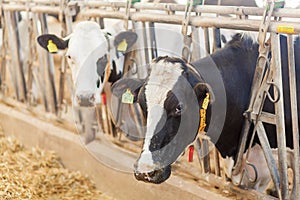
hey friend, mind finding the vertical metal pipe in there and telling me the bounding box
[191,27,201,62]
[41,13,58,114]
[142,22,150,65]
[4,11,20,100]
[13,11,27,102]
[32,13,49,112]
[256,121,281,196]
[148,22,157,59]
[195,137,204,172]
[287,34,300,199]
[203,27,210,56]
[213,148,220,176]
[271,32,289,200]
[202,139,211,173]
[212,27,221,53]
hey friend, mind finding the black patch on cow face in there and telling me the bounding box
[108,60,122,84]
[96,54,108,81]
[148,73,202,168]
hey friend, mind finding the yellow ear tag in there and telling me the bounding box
[202,93,210,110]
[117,39,128,52]
[47,40,58,53]
[122,89,134,104]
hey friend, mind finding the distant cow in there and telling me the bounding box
[111,32,300,192]
[37,21,137,107]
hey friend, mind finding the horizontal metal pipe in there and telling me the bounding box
[2,4,61,14]
[68,1,127,8]
[69,1,300,19]
[2,0,61,4]
[79,10,300,34]
[79,9,127,20]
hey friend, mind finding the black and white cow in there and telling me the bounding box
[111,33,300,188]
[37,21,137,107]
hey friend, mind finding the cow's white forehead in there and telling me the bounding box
[145,60,183,108]
[67,21,107,64]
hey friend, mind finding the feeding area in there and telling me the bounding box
[1,0,300,199]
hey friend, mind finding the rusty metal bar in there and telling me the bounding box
[287,34,300,200]
[271,32,289,200]
[232,0,274,177]
[256,121,281,197]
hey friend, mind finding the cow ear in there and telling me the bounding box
[194,83,214,104]
[114,31,138,53]
[111,78,145,103]
[37,34,69,53]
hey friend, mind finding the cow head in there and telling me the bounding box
[111,56,213,183]
[37,21,137,107]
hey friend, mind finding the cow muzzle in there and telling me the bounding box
[134,165,171,184]
[75,92,96,107]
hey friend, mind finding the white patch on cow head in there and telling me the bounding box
[136,59,184,172]
[65,21,109,106]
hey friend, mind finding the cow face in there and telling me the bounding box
[112,56,212,183]
[37,21,137,107]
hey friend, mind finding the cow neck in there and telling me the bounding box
[186,63,210,134]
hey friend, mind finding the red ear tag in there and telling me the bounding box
[101,93,107,105]
[188,145,194,162]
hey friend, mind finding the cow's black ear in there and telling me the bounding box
[194,83,214,104]
[114,31,138,53]
[111,78,145,103]
[37,34,69,53]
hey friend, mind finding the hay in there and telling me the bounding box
[0,129,113,200]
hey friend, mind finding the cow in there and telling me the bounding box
[37,21,138,107]
[111,32,300,194]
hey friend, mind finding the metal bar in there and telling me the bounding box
[4,11,20,100]
[13,11,27,102]
[148,22,157,59]
[203,27,210,55]
[142,22,150,64]
[213,148,220,177]
[250,112,276,125]
[195,137,204,172]
[32,12,49,112]
[4,0,61,4]
[77,9,300,34]
[287,34,300,200]
[232,0,274,176]
[79,1,300,19]
[271,32,289,200]
[191,27,201,61]
[212,27,221,52]
[256,121,281,197]
[202,139,211,173]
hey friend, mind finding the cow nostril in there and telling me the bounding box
[89,94,96,102]
[134,171,146,181]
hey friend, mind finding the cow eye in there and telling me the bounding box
[175,102,184,116]
[66,54,72,59]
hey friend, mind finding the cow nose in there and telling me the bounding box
[76,92,96,107]
[134,171,154,182]
[133,165,171,184]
